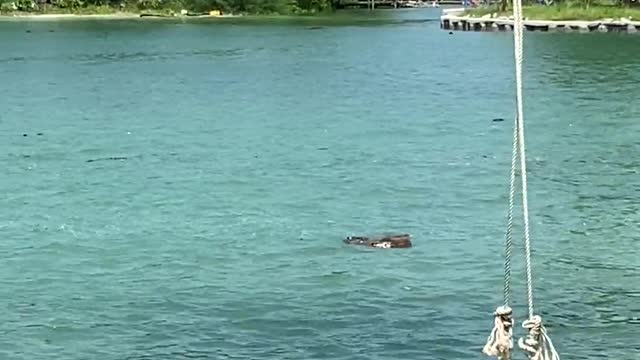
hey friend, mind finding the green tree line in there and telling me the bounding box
[494,0,640,11]
[1,0,340,15]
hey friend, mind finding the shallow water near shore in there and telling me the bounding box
[1,8,639,360]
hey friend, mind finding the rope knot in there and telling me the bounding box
[495,305,514,318]
[483,305,514,359]
[517,315,560,360]
[522,315,542,336]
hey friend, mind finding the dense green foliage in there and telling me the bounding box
[494,0,640,12]
[2,0,639,17]
[0,0,339,15]
[498,0,640,8]
[469,0,640,20]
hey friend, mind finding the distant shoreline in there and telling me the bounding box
[0,13,137,21]
[0,12,247,21]
[0,9,418,23]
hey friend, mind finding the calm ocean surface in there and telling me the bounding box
[0,8,638,360]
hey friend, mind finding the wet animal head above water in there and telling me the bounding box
[343,236,369,246]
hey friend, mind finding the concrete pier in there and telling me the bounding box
[440,8,640,33]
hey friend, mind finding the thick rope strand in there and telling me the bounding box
[482,116,519,360]
[504,115,518,308]
[511,0,535,321]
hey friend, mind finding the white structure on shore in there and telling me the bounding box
[440,7,640,33]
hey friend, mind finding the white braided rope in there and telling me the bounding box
[511,0,535,322]
[518,316,560,360]
[483,305,514,360]
[486,1,560,359]
[483,116,518,360]
[505,114,518,308]
[511,1,560,359]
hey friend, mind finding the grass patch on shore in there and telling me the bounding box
[466,4,640,21]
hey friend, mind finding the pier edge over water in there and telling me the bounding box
[440,7,640,33]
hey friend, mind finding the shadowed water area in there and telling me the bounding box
[1,8,639,360]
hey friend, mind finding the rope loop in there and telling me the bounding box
[482,306,514,360]
[517,315,560,360]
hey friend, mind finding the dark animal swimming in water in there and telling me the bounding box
[344,234,412,248]
[86,156,128,163]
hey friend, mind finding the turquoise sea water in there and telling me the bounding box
[1,9,639,360]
